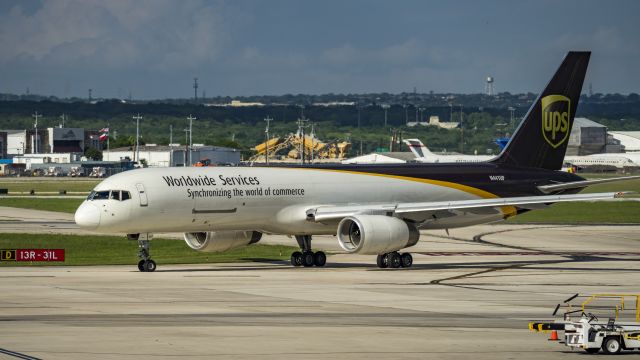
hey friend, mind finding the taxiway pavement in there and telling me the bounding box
[1,207,640,359]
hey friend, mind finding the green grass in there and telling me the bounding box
[0,179,99,194]
[508,201,640,224]
[0,233,297,266]
[580,178,640,197]
[0,197,84,213]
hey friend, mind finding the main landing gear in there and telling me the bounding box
[129,234,156,272]
[376,252,413,269]
[290,235,326,267]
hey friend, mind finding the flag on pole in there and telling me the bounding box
[99,127,109,133]
[99,133,108,142]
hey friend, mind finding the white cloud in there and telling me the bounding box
[0,0,229,69]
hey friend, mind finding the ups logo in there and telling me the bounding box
[541,95,570,148]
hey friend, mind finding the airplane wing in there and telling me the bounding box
[538,175,640,194]
[306,192,628,223]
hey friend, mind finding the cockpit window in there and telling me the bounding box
[92,191,110,200]
[88,190,132,201]
[110,191,121,201]
[87,190,106,200]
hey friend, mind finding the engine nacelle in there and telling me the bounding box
[337,215,419,255]
[183,231,262,252]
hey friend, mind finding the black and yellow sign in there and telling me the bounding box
[1,249,17,261]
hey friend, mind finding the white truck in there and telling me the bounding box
[530,294,640,354]
[89,167,107,178]
[45,166,64,177]
[565,315,640,354]
[67,166,84,177]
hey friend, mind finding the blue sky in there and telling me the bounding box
[1,0,638,99]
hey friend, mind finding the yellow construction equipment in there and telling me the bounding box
[251,134,350,162]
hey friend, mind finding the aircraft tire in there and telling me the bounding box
[290,251,303,267]
[313,251,326,267]
[388,252,401,268]
[138,260,146,272]
[302,251,315,267]
[143,259,157,272]
[376,254,388,268]
[400,253,413,268]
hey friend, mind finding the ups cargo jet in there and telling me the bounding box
[75,51,638,272]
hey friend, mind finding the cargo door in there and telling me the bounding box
[136,183,148,207]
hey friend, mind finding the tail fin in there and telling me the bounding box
[492,51,590,170]
[403,139,433,158]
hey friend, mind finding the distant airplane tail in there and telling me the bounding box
[403,139,433,158]
[491,51,590,170]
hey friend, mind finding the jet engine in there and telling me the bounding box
[183,231,262,252]
[337,215,419,255]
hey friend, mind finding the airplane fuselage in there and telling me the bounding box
[77,163,582,235]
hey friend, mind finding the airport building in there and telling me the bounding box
[103,144,241,167]
[610,131,640,152]
[567,117,623,155]
[0,127,103,157]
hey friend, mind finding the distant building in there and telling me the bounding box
[609,131,640,152]
[428,116,460,129]
[103,144,240,167]
[205,100,265,107]
[0,127,103,157]
[406,116,460,129]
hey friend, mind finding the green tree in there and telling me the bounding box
[85,147,103,160]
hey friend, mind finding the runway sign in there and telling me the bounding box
[0,249,65,262]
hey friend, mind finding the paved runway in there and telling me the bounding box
[1,207,640,359]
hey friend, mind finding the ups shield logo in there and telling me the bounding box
[541,95,570,148]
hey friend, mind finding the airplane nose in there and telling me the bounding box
[75,202,101,229]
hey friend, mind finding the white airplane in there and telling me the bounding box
[564,154,640,169]
[75,52,638,272]
[403,138,495,163]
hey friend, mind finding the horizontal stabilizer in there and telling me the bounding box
[538,175,640,194]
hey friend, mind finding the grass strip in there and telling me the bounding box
[0,233,296,266]
[0,197,84,213]
[508,201,640,224]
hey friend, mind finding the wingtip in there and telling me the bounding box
[614,191,634,198]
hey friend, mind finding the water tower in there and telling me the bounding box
[485,76,494,96]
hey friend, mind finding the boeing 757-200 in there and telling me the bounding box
[75,51,638,272]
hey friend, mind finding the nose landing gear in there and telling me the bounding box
[129,233,156,272]
[291,235,326,267]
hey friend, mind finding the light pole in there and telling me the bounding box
[32,111,41,154]
[382,104,390,128]
[187,114,196,166]
[459,105,464,154]
[133,114,142,164]
[264,116,273,165]
[310,122,315,163]
[449,103,453,122]
[508,106,515,129]
[404,104,408,125]
[297,117,308,164]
